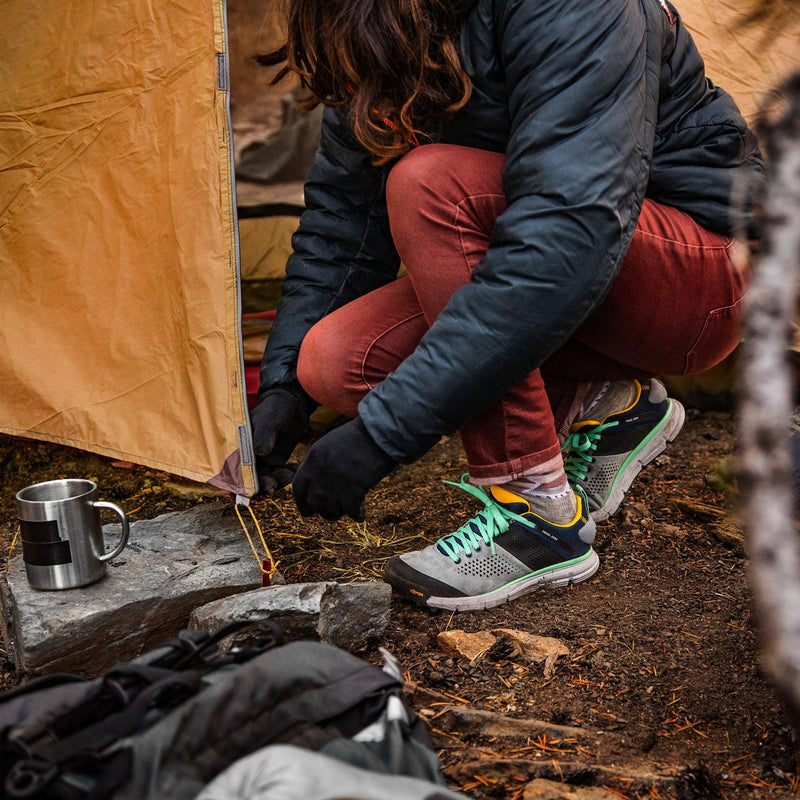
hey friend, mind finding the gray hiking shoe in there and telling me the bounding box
[383,476,599,612]
[563,379,685,522]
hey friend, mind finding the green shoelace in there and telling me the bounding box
[437,476,529,564]
[563,420,619,483]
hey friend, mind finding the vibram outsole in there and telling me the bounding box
[386,549,600,612]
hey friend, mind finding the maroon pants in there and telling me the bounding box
[297,145,750,483]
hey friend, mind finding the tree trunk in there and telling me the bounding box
[739,74,800,730]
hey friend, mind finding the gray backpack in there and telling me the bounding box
[0,621,467,800]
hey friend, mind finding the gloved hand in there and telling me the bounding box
[292,417,398,521]
[251,382,316,494]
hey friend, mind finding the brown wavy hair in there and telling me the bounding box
[259,0,472,164]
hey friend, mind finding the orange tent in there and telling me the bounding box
[1,1,255,495]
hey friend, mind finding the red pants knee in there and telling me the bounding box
[298,145,749,482]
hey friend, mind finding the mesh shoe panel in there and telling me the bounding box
[584,455,627,504]
[456,550,525,579]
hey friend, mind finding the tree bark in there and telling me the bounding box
[739,75,800,730]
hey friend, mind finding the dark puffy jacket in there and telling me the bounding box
[260,0,765,464]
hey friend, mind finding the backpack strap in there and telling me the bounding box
[4,671,203,799]
[169,618,283,670]
[7,663,179,759]
[0,674,84,703]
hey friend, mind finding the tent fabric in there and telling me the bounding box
[677,1,800,125]
[0,0,256,496]
[238,208,303,313]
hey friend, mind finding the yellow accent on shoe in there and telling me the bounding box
[487,485,585,528]
[488,484,532,509]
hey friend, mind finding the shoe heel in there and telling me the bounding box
[647,378,669,404]
[579,516,597,544]
[663,398,686,443]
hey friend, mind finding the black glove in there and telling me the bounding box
[292,417,398,521]
[251,382,316,494]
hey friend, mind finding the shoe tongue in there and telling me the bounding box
[488,485,530,515]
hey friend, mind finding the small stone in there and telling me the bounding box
[437,629,497,662]
[524,779,619,799]
[493,629,569,677]
[190,583,328,641]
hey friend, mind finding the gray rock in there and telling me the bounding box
[0,504,265,675]
[318,581,392,650]
[189,583,327,642]
[189,580,391,651]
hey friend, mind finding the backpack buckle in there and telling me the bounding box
[5,758,58,799]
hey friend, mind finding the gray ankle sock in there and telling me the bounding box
[504,475,578,524]
[580,380,640,423]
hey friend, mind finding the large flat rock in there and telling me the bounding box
[0,504,265,675]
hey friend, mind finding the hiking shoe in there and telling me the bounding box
[563,379,685,522]
[383,476,599,612]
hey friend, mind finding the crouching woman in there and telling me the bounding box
[250,0,764,611]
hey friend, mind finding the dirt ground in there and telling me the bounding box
[1,407,798,799]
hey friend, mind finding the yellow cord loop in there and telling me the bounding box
[4,528,20,571]
[235,502,278,585]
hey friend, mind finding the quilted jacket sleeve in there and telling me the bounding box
[359,0,661,462]
[647,11,764,235]
[259,107,400,391]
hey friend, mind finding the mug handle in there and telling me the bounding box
[93,501,130,561]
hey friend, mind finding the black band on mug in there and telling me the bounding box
[20,538,73,566]
[19,519,61,543]
[19,520,73,565]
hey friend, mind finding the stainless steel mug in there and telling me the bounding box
[15,479,130,590]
